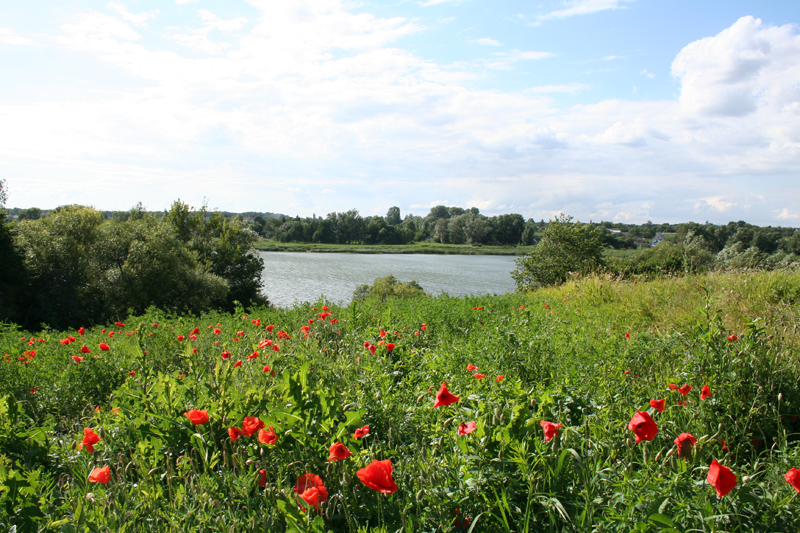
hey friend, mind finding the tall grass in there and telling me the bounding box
[1,270,799,532]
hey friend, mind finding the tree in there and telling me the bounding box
[512,214,605,291]
[386,206,401,226]
[0,180,28,325]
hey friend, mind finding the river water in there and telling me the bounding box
[258,252,519,307]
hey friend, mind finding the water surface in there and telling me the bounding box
[259,252,518,307]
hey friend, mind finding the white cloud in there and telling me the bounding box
[108,2,159,26]
[640,69,655,78]
[0,28,34,46]
[527,83,588,94]
[536,0,634,24]
[419,0,462,6]
[473,37,500,46]
[170,9,248,53]
[776,208,799,220]
[693,196,737,212]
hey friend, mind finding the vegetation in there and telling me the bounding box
[512,214,605,291]
[352,275,426,301]
[514,215,800,292]
[1,199,266,330]
[2,270,800,531]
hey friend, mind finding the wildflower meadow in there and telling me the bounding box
[2,270,800,532]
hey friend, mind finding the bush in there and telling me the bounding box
[352,275,426,301]
[512,214,604,291]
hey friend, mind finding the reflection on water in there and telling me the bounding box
[258,252,519,307]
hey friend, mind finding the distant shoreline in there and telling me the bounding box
[252,241,530,256]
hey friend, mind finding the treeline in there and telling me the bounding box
[1,186,266,330]
[251,206,535,246]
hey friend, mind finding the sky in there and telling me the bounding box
[1,0,800,225]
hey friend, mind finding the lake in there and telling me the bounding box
[258,252,519,307]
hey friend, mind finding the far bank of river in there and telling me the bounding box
[259,252,518,308]
[254,241,532,256]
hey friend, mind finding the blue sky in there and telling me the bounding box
[2,0,800,225]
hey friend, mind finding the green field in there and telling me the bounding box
[2,270,800,532]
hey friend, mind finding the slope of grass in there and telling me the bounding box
[1,270,799,532]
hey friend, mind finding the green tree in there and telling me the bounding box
[512,214,605,291]
[0,180,28,325]
[386,206,401,226]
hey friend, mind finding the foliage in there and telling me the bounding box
[7,202,265,329]
[512,214,605,290]
[1,271,799,531]
[352,275,426,301]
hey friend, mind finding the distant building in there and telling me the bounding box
[651,232,666,247]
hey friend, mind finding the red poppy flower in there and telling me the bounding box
[367,344,375,354]
[236,330,245,336]
[78,327,85,336]
[79,346,91,354]
[252,318,262,326]
[177,335,185,341]
[294,474,328,512]
[258,339,273,349]
[678,384,693,397]
[650,399,666,413]
[263,364,272,373]
[99,342,110,351]
[80,428,101,453]
[330,318,339,323]
[540,420,562,442]
[301,325,311,333]
[242,416,265,437]
[60,338,71,345]
[785,468,800,492]
[228,427,242,442]
[221,350,231,359]
[184,408,209,425]
[700,385,712,400]
[625,332,630,338]
[674,432,697,459]
[386,343,395,352]
[129,370,135,377]
[272,344,280,352]
[213,328,221,335]
[727,334,738,342]
[72,355,84,363]
[496,375,505,382]
[188,334,197,341]
[114,322,125,327]
[357,459,398,494]
[258,426,278,445]
[458,421,477,435]
[266,324,275,332]
[88,466,111,484]
[627,411,658,443]
[328,442,353,462]
[233,360,242,368]
[420,323,427,330]
[248,351,259,359]
[258,469,267,488]
[434,382,459,407]
[277,331,290,340]
[707,459,737,497]
[668,383,678,390]
[466,363,478,371]
[353,425,370,439]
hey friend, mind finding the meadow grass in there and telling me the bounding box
[1,270,799,532]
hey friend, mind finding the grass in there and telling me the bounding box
[1,270,799,532]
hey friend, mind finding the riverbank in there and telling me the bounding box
[253,240,532,255]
